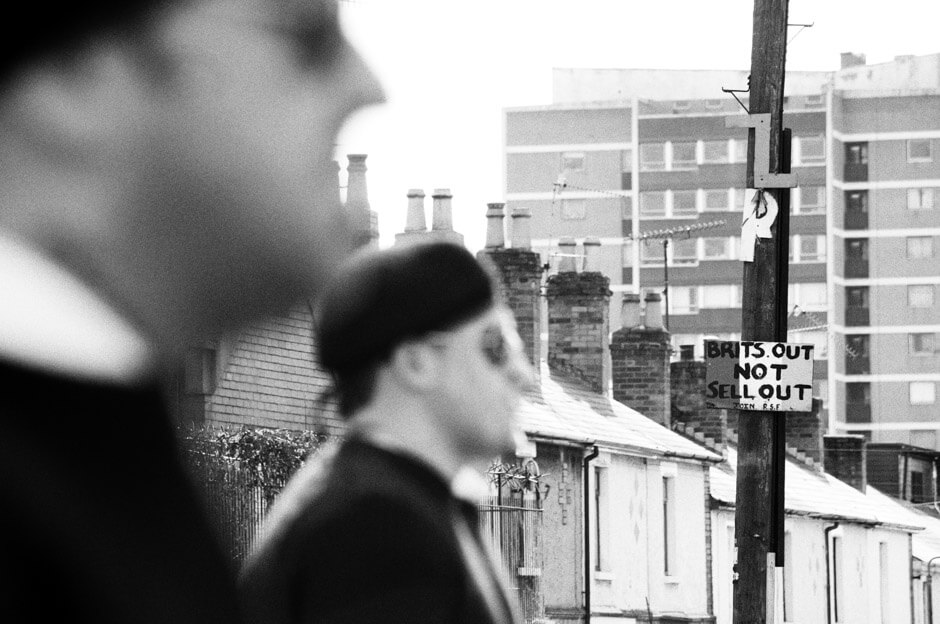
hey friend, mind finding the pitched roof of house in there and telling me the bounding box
[710,446,923,532]
[518,364,721,463]
[865,487,940,562]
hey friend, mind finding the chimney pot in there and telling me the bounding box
[431,188,454,232]
[405,189,427,232]
[583,237,602,272]
[485,203,506,249]
[510,207,533,250]
[557,237,578,273]
[644,292,664,330]
[620,293,641,329]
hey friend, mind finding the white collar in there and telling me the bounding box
[0,230,153,384]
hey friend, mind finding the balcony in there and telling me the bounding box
[843,162,868,182]
[844,401,872,423]
[845,306,870,327]
[844,257,869,278]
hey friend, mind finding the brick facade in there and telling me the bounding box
[823,434,867,491]
[610,324,671,427]
[479,248,543,367]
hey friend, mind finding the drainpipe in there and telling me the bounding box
[583,445,599,624]
[825,523,840,624]
[927,555,940,624]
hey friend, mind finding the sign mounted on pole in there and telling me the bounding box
[704,340,814,412]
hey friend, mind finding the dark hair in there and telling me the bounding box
[0,2,172,86]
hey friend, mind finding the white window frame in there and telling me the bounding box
[799,186,825,214]
[562,151,585,172]
[731,139,747,164]
[798,135,826,164]
[561,198,586,220]
[670,141,697,170]
[661,464,678,577]
[671,189,698,217]
[702,237,732,260]
[704,188,730,211]
[670,238,699,266]
[909,285,935,308]
[910,333,936,356]
[669,285,699,314]
[640,191,667,217]
[906,236,934,259]
[702,140,730,164]
[908,138,933,163]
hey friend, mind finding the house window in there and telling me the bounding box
[704,189,730,211]
[640,191,667,217]
[909,285,935,308]
[907,188,935,210]
[640,143,666,171]
[702,140,729,163]
[701,285,735,309]
[672,190,698,216]
[670,286,698,314]
[594,466,609,571]
[910,333,936,355]
[732,139,747,163]
[832,536,844,623]
[799,135,826,164]
[800,186,825,214]
[662,474,677,576]
[561,199,586,220]
[783,531,795,622]
[703,237,732,259]
[562,151,584,171]
[908,138,933,163]
[671,238,698,265]
[910,382,936,405]
[907,236,934,259]
[671,142,697,169]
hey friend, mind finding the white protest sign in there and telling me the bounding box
[704,340,815,412]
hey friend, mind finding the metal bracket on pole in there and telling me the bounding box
[726,114,799,189]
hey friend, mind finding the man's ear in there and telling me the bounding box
[387,341,440,391]
[9,42,155,165]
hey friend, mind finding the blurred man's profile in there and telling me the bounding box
[239,242,532,624]
[0,1,382,622]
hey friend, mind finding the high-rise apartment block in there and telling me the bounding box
[504,53,940,448]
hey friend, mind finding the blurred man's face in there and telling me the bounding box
[116,0,383,341]
[427,307,535,461]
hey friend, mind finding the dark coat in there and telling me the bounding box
[239,439,518,624]
[0,359,242,624]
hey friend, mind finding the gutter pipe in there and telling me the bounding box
[825,522,840,624]
[583,445,599,624]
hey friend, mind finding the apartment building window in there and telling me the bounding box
[845,190,869,229]
[703,237,732,260]
[621,148,633,172]
[799,135,826,164]
[640,143,666,171]
[671,142,697,169]
[621,240,635,268]
[800,236,826,262]
[791,282,828,308]
[909,285,935,308]
[733,188,747,210]
[907,188,935,210]
[800,186,825,214]
[846,286,870,326]
[641,240,664,265]
[845,383,872,423]
[907,138,933,163]
[672,100,691,112]
[732,139,747,163]
[670,286,698,313]
[640,191,666,217]
[662,474,677,576]
[703,140,729,163]
[704,189,730,211]
[846,142,869,165]
[705,98,723,110]
[561,199,586,220]
[910,382,936,405]
[907,236,934,259]
[671,238,698,265]
[701,285,736,309]
[910,332,936,356]
[562,151,584,171]
[672,190,698,216]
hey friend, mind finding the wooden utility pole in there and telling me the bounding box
[733,1,793,623]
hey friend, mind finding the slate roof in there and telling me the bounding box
[865,487,940,562]
[518,364,721,463]
[711,446,923,532]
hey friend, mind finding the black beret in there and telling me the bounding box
[316,242,495,375]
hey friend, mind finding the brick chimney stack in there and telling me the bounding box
[545,243,611,393]
[345,154,377,248]
[670,345,728,450]
[477,204,543,367]
[824,434,868,492]
[786,398,825,465]
[610,292,672,427]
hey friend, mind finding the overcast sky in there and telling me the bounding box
[335,1,940,251]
